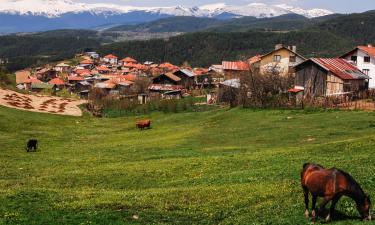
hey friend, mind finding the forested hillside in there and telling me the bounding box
[98,30,353,67]
[0,31,100,71]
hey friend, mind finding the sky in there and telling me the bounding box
[79,0,375,13]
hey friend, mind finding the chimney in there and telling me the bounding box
[292,45,297,52]
[275,44,283,50]
[368,44,373,48]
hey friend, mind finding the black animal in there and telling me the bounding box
[26,139,38,152]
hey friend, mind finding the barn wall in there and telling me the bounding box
[295,63,327,97]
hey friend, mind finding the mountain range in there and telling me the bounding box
[0,0,333,33]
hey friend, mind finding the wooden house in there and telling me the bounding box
[222,61,249,80]
[173,69,195,89]
[152,72,181,85]
[293,58,370,97]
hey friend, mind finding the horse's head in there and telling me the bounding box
[358,195,371,221]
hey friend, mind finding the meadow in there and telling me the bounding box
[0,105,375,224]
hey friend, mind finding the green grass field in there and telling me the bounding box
[0,106,375,224]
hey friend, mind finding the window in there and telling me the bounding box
[274,55,281,62]
[289,55,296,63]
[364,56,371,63]
[363,69,370,75]
[351,56,357,62]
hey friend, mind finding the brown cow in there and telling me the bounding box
[136,120,151,130]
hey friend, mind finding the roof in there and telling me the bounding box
[260,46,306,60]
[80,59,94,65]
[297,58,370,80]
[148,84,183,91]
[96,65,110,72]
[159,62,179,70]
[222,61,249,71]
[78,81,91,86]
[95,81,116,89]
[15,70,31,84]
[56,63,70,67]
[31,83,54,89]
[24,77,42,84]
[68,76,84,81]
[341,45,375,59]
[121,57,137,63]
[248,55,262,64]
[157,73,181,82]
[48,78,65,85]
[104,54,118,59]
[178,69,196,77]
[123,74,136,82]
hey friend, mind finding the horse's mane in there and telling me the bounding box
[336,168,365,199]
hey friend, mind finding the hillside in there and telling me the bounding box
[1,106,375,224]
[98,30,353,67]
[107,16,223,33]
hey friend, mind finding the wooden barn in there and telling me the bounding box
[293,58,370,97]
[222,61,249,80]
[152,73,181,85]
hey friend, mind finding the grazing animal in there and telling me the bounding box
[301,163,371,222]
[136,120,151,130]
[26,139,38,152]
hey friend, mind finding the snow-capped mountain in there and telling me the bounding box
[0,0,334,33]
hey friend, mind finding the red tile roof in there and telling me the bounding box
[358,46,375,58]
[121,57,137,63]
[96,65,110,72]
[104,54,118,59]
[48,78,65,85]
[222,61,249,71]
[124,74,137,82]
[24,77,42,84]
[80,59,94,64]
[68,76,84,81]
[310,58,369,80]
[248,55,262,64]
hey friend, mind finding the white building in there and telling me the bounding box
[340,45,375,88]
[102,54,118,65]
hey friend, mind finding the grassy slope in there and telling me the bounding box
[0,106,375,224]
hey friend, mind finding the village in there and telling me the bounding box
[10,43,375,113]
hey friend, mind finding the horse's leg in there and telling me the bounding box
[318,196,332,215]
[326,195,341,222]
[311,195,318,223]
[303,187,310,218]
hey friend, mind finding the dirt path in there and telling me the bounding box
[0,89,86,116]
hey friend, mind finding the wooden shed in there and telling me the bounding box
[293,58,369,97]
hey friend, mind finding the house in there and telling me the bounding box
[152,72,181,85]
[15,70,31,85]
[222,61,249,80]
[173,69,196,89]
[96,65,111,74]
[55,63,71,73]
[121,57,137,66]
[48,78,66,90]
[103,54,118,65]
[340,45,375,88]
[24,77,42,90]
[148,84,183,99]
[35,68,58,82]
[256,44,305,76]
[293,58,370,97]
[79,59,94,69]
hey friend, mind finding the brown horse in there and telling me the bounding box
[301,163,371,222]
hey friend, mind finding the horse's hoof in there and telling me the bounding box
[325,214,331,222]
[305,210,310,218]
